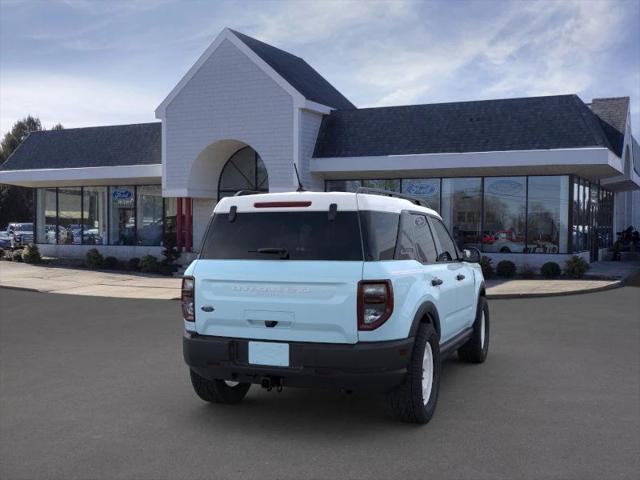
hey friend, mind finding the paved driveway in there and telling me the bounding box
[1,286,638,480]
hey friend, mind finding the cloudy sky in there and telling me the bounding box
[1,0,639,137]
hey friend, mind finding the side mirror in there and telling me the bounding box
[462,247,481,263]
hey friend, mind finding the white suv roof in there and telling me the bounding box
[214,191,441,218]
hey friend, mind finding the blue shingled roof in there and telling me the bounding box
[0,122,161,171]
[230,29,355,110]
[313,95,616,158]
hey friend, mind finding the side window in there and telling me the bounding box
[395,212,438,263]
[412,214,438,263]
[395,213,417,261]
[430,218,458,262]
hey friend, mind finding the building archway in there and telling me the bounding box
[217,146,269,199]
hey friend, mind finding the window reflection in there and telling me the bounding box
[441,178,482,250]
[82,187,107,245]
[325,180,362,192]
[57,188,82,244]
[362,179,400,192]
[137,185,163,246]
[36,188,57,244]
[526,176,569,253]
[483,177,526,253]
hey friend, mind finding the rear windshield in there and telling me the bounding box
[200,211,363,261]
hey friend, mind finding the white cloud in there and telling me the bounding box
[249,0,412,45]
[0,72,158,132]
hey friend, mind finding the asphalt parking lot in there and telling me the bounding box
[1,284,639,480]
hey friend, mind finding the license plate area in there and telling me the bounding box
[248,341,289,367]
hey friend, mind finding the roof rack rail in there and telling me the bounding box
[355,187,431,209]
[233,190,264,197]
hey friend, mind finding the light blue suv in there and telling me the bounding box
[182,189,489,424]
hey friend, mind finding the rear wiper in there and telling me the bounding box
[248,247,290,259]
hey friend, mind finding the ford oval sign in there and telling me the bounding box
[112,189,133,200]
[404,181,437,196]
[488,180,522,196]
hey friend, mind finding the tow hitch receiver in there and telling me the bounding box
[260,376,283,392]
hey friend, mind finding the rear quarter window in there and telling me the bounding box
[359,211,400,261]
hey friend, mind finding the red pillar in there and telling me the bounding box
[176,197,183,252]
[185,198,192,253]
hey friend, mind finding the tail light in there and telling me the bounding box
[181,276,195,321]
[358,280,393,330]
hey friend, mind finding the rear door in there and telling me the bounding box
[193,196,363,344]
[428,217,474,338]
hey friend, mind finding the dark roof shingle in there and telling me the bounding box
[314,95,616,158]
[590,97,629,156]
[230,29,355,110]
[0,122,161,171]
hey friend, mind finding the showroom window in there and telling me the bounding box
[57,187,82,245]
[325,180,362,192]
[402,178,440,212]
[483,177,526,253]
[82,187,107,245]
[34,185,177,247]
[35,188,57,244]
[136,185,163,246]
[441,178,482,251]
[362,179,401,191]
[325,174,612,255]
[526,176,569,254]
[109,186,136,245]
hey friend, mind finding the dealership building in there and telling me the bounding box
[1,28,638,266]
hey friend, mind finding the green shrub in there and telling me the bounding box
[127,257,140,271]
[496,260,516,278]
[564,256,590,279]
[158,262,176,276]
[0,249,5,260]
[479,256,494,279]
[11,250,24,262]
[540,262,561,279]
[85,248,103,269]
[140,255,159,273]
[22,244,42,264]
[102,256,119,270]
[519,264,536,279]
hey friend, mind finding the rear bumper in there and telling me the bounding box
[183,333,414,392]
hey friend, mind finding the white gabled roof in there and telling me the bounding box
[155,28,344,118]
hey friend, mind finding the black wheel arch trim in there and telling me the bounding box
[408,301,441,340]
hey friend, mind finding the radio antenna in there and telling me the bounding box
[293,163,305,192]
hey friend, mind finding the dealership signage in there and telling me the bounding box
[112,188,134,207]
[404,180,438,197]
[488,179,523,196]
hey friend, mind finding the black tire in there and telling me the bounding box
[189,370,251,404]
[387,322,440,424]
[458,296,489,363]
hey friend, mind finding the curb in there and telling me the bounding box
[0,285,41,293]
[0,284,180,300]
[486,280,623,300]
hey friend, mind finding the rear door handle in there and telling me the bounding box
[201,305,214,312]
[456,274,465,281]
[431,278,443,286]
